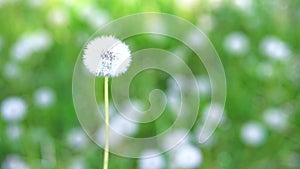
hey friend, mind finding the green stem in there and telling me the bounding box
[103,76,109,169]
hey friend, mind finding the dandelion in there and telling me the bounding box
[2,155,29,169]
[11,31,52,61]
[82,35,131,169]
[263,108,288,131]
[83,36,131,77]
[66,128,89,151]
[223,32,249,56]
[68,158,86,169]
[170,143,203,168]
[138,150,166,169]
[1,97,27,122]
[33,87,56,108]
[233,0,253,12]
[260,36,291,60]
[161,129,190,150]
[240,122,266,147]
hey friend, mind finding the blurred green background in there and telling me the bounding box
[1,0,300,169]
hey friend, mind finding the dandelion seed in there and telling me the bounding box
[83,35,131,77]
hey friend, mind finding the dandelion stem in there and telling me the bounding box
[103,76,109,169]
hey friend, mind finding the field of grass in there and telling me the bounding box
[1,0,300,169]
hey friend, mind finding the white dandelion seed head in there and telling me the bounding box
[83,35,131,77]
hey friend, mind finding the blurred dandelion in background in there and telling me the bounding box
[223,32,250,56]
[1,155,29,169]
[138,150,166,169]
[1,97,27,123]
[260,36,291,60]
[10,31,52,61]
[33,87,56,108]
[240,122,267,147]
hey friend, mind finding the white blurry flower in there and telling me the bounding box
[233,0,253,11]
[139,150,166,169]
[185,29,206,48]
[161,129,190,150]
[260,36,291,60]
[110,115,138,136]
[3,62,20,79]
[1,97,27,122]
[66,128,88,151]
[80,5,110,29]
[198,103,224,143]
[224,32,249,55]
[263,108,288,131]
[119,100,144,122]
[95,126,123,147]
[6,125,22,140]
[2,155,29,169]
[33,87,56,108]
[83,36,131,77]
[196,76,211,97]
[11,31,52,61]
[68,158,86,169]
[170,143,203,169]
[47,8,69,26]
[240,122,266,146]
